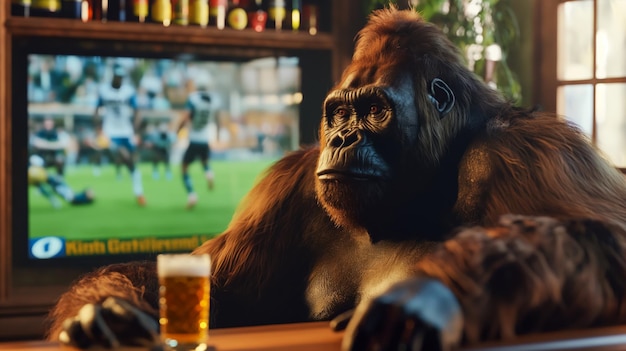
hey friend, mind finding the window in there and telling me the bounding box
[540,0,626,168]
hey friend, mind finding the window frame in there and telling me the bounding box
[536,0,626,171]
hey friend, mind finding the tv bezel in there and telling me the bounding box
[9,35,332,287]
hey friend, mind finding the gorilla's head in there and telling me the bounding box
[314,8,500,240]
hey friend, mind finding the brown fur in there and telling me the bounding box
[194,149,321,292]
[415,216,626,343]
[47,262,159,340]
[456,110,626,227]
[48,7,626,347]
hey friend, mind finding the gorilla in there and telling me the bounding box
[47,7,626,351]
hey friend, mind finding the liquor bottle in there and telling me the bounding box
[11,0,32,16]
[151,0,172,26]
[288,0,300,31]
[209,0,227,29]
[264,0,285,30]
[127,0,149,22]
[101,0,108,21]
[227,0,247,30]
[172,0,189,25]
[79,0,89,21]
[188,0,208,26]
[302,0,317,35]
[247,0,266,32]
[61,0,81,18]
[108,0,127,21]
[83,0,103,21]
[30,0,62,17]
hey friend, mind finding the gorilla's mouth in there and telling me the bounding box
[317,169,383,182]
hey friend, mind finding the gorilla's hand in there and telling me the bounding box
[342,278,463,351]
[58,296,160,349]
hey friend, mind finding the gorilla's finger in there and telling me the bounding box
[395,317,450,351]
[374,301,412,350]
[77,304,120,349]
[343,299,389,351]
[101,297,160,345]
[102,297,137,321]
[397,318,421,351]
[345,295,415,351]
[330,309,355,331]
[388,317,442,351]
[395,278,463,348]
[409,331,426,351]
[59,317,93,349]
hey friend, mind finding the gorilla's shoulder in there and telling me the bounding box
[484,106,578,137]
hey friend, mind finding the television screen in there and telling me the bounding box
[24,53,302,261]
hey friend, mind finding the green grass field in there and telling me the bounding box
[29,159,276,241]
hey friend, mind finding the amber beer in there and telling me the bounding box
[157,254,211,350]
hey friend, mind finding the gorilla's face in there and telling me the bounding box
[313,10,464,237]
[315,76,420,233]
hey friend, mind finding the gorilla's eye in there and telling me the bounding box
[334,107,349,118]
[369,104,381,115]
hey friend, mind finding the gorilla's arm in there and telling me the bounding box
[420,216,626,342]
[46,261,159,345]
[343,215,626,350]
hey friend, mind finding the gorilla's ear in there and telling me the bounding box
[428,78,455,116]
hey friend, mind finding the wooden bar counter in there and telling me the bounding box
[0,322,343,351]
[4,321,626,351]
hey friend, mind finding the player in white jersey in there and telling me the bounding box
[178,86,220,209]
[94,67,146,206]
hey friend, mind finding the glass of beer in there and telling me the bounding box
[157,253,211,351]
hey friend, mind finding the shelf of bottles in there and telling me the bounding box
[7,0,334,50]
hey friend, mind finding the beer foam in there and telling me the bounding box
[157,254,211,277]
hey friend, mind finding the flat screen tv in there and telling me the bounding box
[10,37,309,286]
